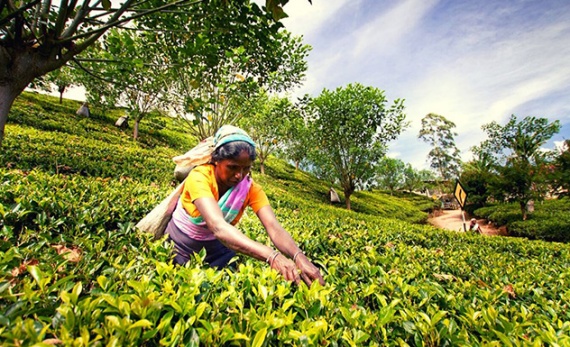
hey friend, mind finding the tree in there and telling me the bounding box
[71,2,308,143]
[81,28,170,141]
[132,0,310,141]
[459,152,495,213]
[401,164,434,193]
[475,115,561,220]
[375,157,405,194]
[550,140,570,196]
[418,113,462,181]
[165,32,309,141]
[280,102,310,170]
[32,64,77,104]
[304,83,407,210]
[0,0,305,147]
[239,92,297,174]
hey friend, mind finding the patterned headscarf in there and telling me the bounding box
[172,125,255,169]
[213,125,255,149]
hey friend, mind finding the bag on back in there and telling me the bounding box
[135,182,184,239]
[172,137,214,181]
[137,137,216,238]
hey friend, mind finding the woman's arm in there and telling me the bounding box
[256,206,325,286]
[193,197,301,283]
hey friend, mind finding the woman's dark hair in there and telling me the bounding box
[212,141,256,162]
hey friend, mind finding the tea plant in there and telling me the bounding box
[0,94,569,346]
[475,198,570,242]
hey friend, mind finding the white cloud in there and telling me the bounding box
[554,140,568,152]
[280,0,350,38]
[385,151,401,159]
[350,0,439,58]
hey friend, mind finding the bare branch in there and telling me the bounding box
[63,0,201,53]
[53,0,72,37]
[0,0,41,28]
[71,57,127,87]
[62,0,116,38]
[38,0,51,37]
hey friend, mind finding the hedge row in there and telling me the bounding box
[475,198,570,242]
[2,168,570,346]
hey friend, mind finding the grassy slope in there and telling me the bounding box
[1,92,569,346]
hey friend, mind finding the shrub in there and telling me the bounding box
[475,198,570,242]
[2,94,570,346]
[475,204,522,226]
[509,218,570,242]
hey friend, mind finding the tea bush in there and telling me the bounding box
[475,198,570,242]
[1,94,569,346]
[1,125,178,185]
[2,167,569,346]
[10,92,194,150]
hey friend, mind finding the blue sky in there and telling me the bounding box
[278,0,570,169]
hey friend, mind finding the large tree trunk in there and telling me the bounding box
[0,46,67,147]
[0,85,26,148]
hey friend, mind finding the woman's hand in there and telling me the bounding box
[295,254,325,286]
[270,254,302,285]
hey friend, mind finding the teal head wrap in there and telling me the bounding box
[213,125,255,149]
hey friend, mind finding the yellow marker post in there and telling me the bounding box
[454,180,468,231]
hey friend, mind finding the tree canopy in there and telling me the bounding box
[473,115,561,220]
[418,113,461,181]
[239,91,299,175]
[0,0,305,147]
[303,83,407,210]
[375,157,406,194]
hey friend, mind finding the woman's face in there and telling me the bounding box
[214,150,253,189]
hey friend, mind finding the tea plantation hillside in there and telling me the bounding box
[1,93,569,346]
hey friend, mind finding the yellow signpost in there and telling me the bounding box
[454,180,468,231]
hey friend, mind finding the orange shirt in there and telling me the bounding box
[180,164,270,225]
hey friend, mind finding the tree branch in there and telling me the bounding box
[53,0,72,38]
[0,0,41,28]
[38,0,51,38]
[63,0,201,56]
[61,0,93,37]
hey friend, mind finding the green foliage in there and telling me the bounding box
[418,113,461,180]
[473,115,561,220]
[1,96,570,346]
[550,139,570,195]
[459,153,496,214]
[33,64,78,103]
[2,125,177,185]
[348,190,435,224]
[3,166,570,346]
[374,157,406,193]
[475,198,570,242]
[510,218,570,243]
[239,92,299,174]
[133,1,311,142]
[303,83,408,209]
[87,28,170,141]
[9,92,194,151]
[0,0,304,148]
[475,204,524,226]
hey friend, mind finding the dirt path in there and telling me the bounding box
[427,209,506,236]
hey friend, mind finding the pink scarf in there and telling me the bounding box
[171,176,252,241]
